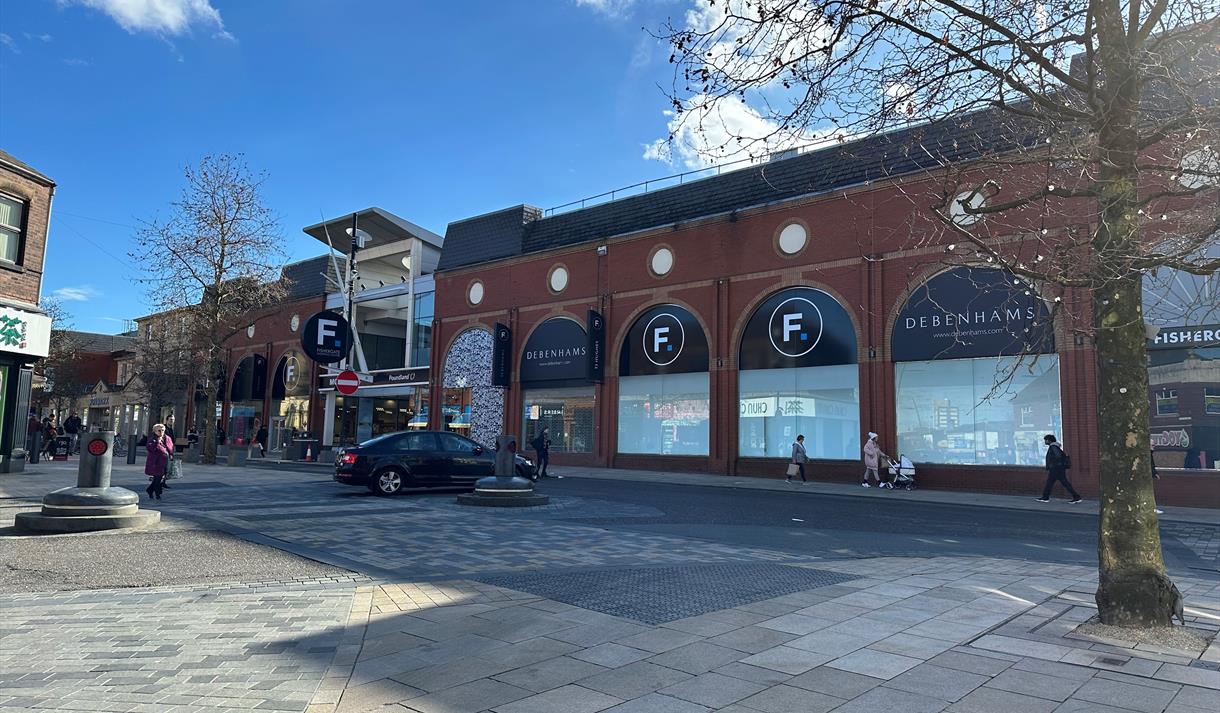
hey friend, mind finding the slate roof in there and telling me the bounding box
[437,108,1036,272]
[281,254,346,299]
[61,331,137,355]
[0,149,55,187]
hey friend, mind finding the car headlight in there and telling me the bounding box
[522,459,534,466]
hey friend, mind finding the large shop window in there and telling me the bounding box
[895,357,1061,466]
[617,304,711,456]
[518,316,603,454]
[1146,326,1219,470]
[737,287,860,459]
[891,266,1059,467]
[523,387,595,454]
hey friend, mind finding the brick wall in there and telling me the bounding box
[0,164,53,305]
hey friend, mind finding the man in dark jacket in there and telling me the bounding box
[531,427,554,479]
[1037,433,1081,503]
[63,412,82,454]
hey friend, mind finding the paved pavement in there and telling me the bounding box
[1,459,1217,712]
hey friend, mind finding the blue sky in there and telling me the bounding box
[1,0,766,333]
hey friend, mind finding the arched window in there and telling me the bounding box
[738,287,859,459]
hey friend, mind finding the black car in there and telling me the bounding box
[334,430,537,496]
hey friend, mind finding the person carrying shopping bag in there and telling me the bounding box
[145,423,174,501]
[787,435,808,483]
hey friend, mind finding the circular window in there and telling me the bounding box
[777,223,808,255]
[467,280,484,306]
[650,247,674,277]
[246,324,255,339]
[949,190,986,227]
[548,265,569,293]
[289,314,300,332]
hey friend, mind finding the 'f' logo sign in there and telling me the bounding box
[643,312,684,366]
[769,297,823,358]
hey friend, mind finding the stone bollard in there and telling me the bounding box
[457,434,548,508]
[15,431,160,532]
[227,448,248,466]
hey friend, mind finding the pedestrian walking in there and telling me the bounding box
[42,419,58,458]
[1037,433,1081,503]
[255,424,268,457]
[862,432,890,488]
[26,410,41,457]
[62,412,82,454]
[144,423,174,501]
[787,434,808,483]
[530,427,553,479]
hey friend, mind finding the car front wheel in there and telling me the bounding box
[371,468,405,496]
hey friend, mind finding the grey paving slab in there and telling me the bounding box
[473,635,582,669]
[826,648,923,680]
[1070,676,1181,713]
[1170,685,1220,710]
[403,677,533,713]
[602,693,711,713]
[1054,700,1148,713]
[735,683,844,713]
[491,683,622,713]
[871,633,958,660]
[829,685,950,713]
[492,655,610,693]
[886,663,989,702]
[785,665,881,699]
[949,686,1060,713]
[577,661,695,699]
[571,643,655,668]
[706,626,799,654]
[645,642,743,675]
[656,671,767,708]
[784,631,874,657]
[739,645,833,675]
[986,668,1089,702]
[335,678,423,713]
[710,662,793,687]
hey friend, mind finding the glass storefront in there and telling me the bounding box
[1147,327,1219,470]
[270,351,310,452]
[443,387,472,433]
[333,389,424,446]
[895,356,1061,466]
[738,365,860,459]
[523,387,595,453]
[618,373,710,455]
[413,291,434,368]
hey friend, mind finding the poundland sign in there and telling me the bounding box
[1149,325,1220,350]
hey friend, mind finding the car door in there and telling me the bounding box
[391,432,442,486]
[437,433,491,485]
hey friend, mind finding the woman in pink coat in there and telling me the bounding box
[862,432,890,488]
[144,423,174,501]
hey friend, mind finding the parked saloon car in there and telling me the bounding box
[334,430,538,496]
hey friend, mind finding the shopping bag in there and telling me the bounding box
[167,459,184,480]
[786,463,800,477]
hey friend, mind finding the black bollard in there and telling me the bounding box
[126,434,138,465]
[29,432,41,464]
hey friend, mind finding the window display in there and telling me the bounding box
[895,356,1061,465]
[523,387,595,453]
[738,365,860,459]
[618,373,709,455]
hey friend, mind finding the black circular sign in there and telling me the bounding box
[739,287,856,370]
[620,305,709,376]
[301,311,352,364]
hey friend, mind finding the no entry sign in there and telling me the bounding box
[335,369,360,395]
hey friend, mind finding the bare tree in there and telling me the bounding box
[131,154,287,464]
[128,312,199,435]
[658,1,1219,626]
[36,297,84,418]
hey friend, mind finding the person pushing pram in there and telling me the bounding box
[887,454,917,490]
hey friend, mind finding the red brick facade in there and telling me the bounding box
[432,173,1216,508]
[0,155,53,306]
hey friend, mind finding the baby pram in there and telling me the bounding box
[887,455,917,490]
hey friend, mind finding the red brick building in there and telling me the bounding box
[0,149,54,472]
[429,118,1215,507]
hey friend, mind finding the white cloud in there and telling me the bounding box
[63,0,233,40]
[575,0,639,17]
[62,57,90,66]
[0,33,19,53]
[24,33,53,42]
[52,285,100,301]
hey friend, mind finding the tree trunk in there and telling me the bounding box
[1092,21,1176,627]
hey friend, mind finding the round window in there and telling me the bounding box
[650,247,674,276]
[949,190,986,227]
[777,223,808,255]
[549,265,569,293]
[246,324,255,339]
[289,314,300,332]
[468,280,484,306]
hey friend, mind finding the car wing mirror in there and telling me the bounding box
[473,446,484,455]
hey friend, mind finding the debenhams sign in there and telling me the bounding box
[520,317,589,384]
